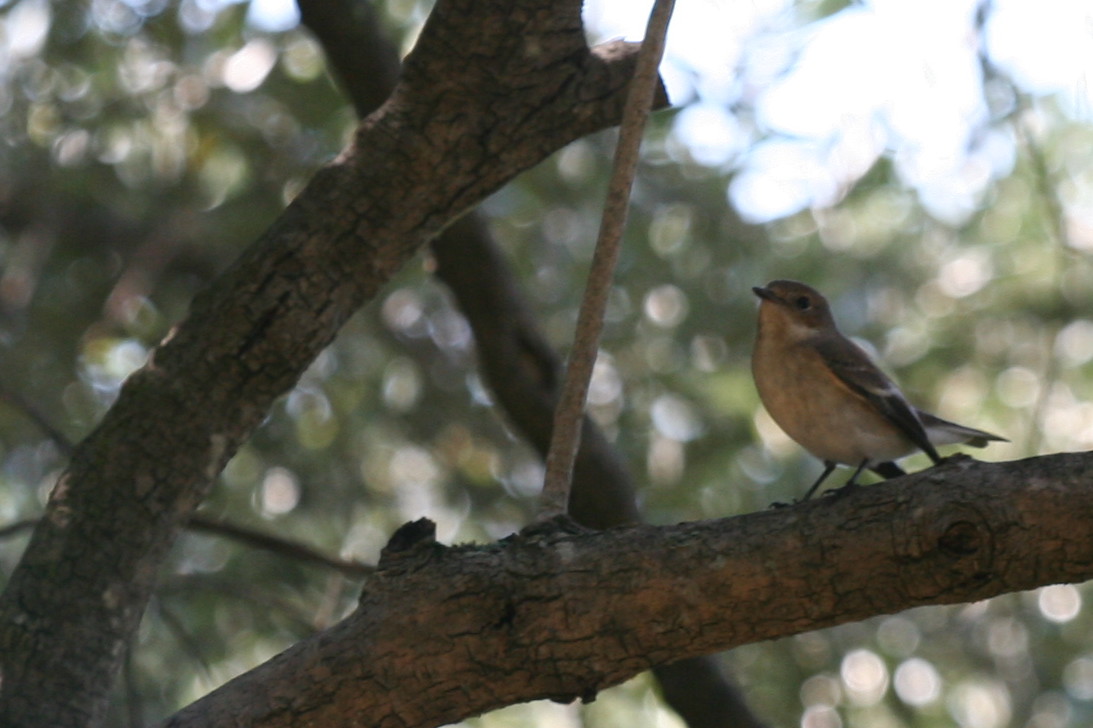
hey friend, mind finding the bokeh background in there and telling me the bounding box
[1,0,1092,725]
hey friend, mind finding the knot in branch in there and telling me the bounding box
[938,520,983,556]
[377,518,443,573]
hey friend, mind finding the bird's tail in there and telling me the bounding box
[917,411,1008,448]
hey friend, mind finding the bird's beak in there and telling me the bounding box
[752,286,778,303]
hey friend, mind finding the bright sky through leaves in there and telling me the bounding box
[583,0,1093,224]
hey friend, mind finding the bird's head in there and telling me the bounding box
[752,280,838,339]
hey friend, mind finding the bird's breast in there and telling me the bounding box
[752,337,916,465]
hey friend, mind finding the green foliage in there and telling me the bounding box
[1,0,1092,726]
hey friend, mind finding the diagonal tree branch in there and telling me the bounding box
[541,0,675,518]
[163,453,1093,727]
[0,383,75,457]
[0,1,665,725]
[186,515,374,578]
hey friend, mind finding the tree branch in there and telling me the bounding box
[0,382,75,456]
[541,0,675,518]
[0,1,666,724]
[186,515,374,578]
[163,453,1093,727]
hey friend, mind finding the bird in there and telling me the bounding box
[751,279,1006,501]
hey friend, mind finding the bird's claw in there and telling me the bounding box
[822,482,860,499]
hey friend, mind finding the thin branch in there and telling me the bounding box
[152,598,217,685]
[0,514,372,577]
[0,384,75,455]
[0,518,36,542]
[187,515,373,578]
[540,0,675,518]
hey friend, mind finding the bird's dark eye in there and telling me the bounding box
[794,296,811,310]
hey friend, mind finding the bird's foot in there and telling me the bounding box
[937,452,975,466]
[822,481,860,499]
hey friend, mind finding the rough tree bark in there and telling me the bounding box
[163,453,1093,727]
[0,1,666,725]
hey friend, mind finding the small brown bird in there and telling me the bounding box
[752,280,1005,500]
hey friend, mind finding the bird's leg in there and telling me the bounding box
[845,459,869,486]
[824,459,869,499]
[768,460,837,508]
[800,461,838,501]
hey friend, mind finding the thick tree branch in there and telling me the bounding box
[164,453,1093,727]
[0,1,666,724]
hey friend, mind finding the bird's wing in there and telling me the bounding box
[815,336,942,463]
